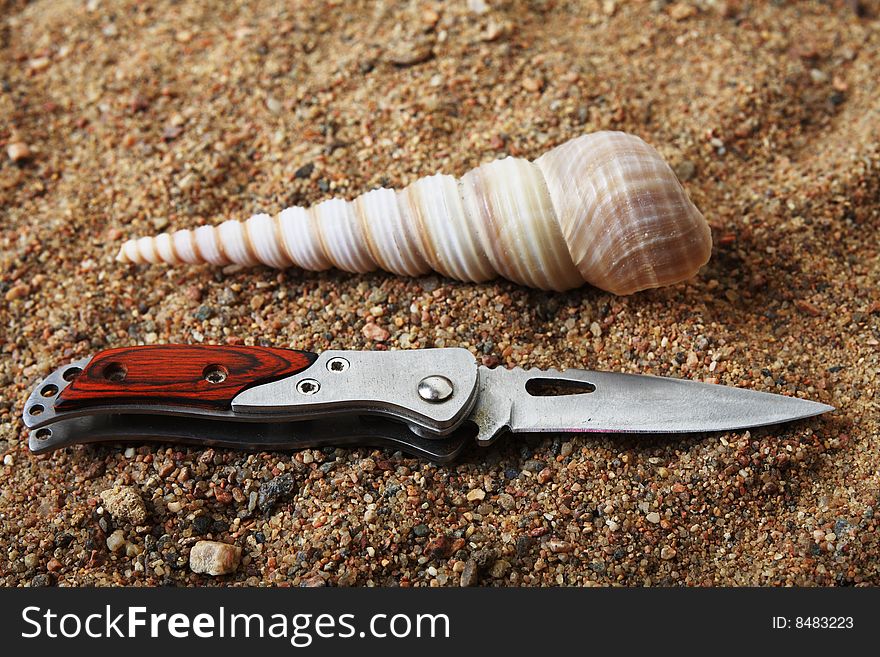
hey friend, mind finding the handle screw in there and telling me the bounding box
[296,379,321,395]
[418,375,454,402]
[326,357,350,372]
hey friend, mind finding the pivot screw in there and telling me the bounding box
[418,375,454,403]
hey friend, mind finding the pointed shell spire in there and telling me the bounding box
[117,131,712,294]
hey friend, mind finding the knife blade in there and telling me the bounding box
[23,344,833,462]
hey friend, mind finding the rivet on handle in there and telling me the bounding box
[418,375,454,403]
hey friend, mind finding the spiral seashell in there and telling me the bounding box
[117,131,712,294]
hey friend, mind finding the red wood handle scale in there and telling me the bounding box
[57,345,317,410]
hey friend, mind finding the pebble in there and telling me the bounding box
[106,529,126,552]
[294,162,314,179]
[646,512,661,524]
[7,141,31,162]
[459,559,479,587]
[386,40,434,66]
[5,283,29,302]
[668,2,697,20]
[810,68,829,84]
[523,459,543,473]
[100,486,148,525]
[674,160,696,181]
[425,536,456,559]
[192,515,212,535]
[522,77,544,92]
[300,574,326,587]
[257,473,296,513]
[660,546,677,560]
[189,541,242,576]
[266,96,283,113]
[497,493,515,510]
[466,488,486,502]
[362,323,390,342]
[490,559,510,578]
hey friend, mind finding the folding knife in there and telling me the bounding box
[23,345,833,462]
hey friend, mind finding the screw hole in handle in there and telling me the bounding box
[203,364,229,384]
[103,362,127,383]
[41,384,59,397]
[62,366,83,382]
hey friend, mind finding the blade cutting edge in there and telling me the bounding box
[469,366,834,444]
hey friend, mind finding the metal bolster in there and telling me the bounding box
[231,348,480,436]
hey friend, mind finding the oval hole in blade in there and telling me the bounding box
[525,378,596,397]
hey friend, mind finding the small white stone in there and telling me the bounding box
[266,96,282,114]
[167,500,183,513]
[107,529,126,552]
[3,454,13,466]
[124,447,136,458]
[646,512,661,524]
[7,141,31,162]
[810,68,828,84]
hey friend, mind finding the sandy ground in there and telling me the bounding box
[1,0,878,586]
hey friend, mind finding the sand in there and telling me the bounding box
[1,0,878,586]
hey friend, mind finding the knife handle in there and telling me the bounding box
[55,344,318,410]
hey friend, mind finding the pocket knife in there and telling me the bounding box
[23,345,833,462]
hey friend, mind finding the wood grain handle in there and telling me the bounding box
[56,344,318,410]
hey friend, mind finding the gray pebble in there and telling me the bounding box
[674,159,696,182]
[459,559,479,587]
